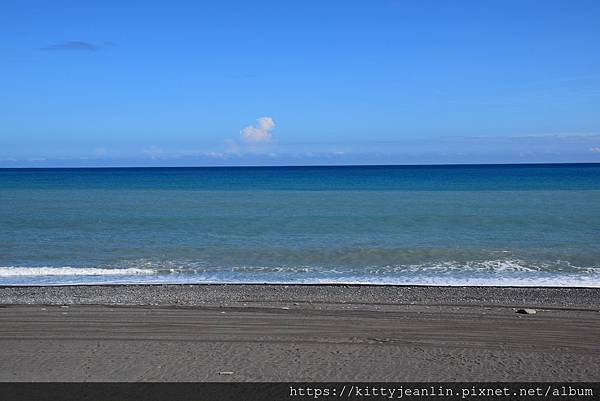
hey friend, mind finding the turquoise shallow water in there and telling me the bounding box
[1,164,599,286]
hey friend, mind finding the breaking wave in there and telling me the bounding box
[0,259,598,287]
[0,266,155,277]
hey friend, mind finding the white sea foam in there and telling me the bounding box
[2,272,598,287]
[307,275,600,288]
[0,260,598,287]
[0,266,155,277]
[364,259,540,274]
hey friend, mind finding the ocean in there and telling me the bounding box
[1,164,599,286]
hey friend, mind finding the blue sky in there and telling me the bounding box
[1,0,600,166]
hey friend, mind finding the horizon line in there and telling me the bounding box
[2,161,600,170]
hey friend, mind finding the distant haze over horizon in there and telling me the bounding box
[2,0,600,167]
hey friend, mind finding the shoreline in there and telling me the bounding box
[1,284,599,309]
[1,284,599,381]
[3,282,600,288]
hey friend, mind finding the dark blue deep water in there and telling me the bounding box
[1,164,599,286]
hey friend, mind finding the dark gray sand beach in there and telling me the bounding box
[0,285,598,381]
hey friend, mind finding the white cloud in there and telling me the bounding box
[206,151,228,159]
[240,116,275,143]
[142,145,165,159]
[590,147,600,153]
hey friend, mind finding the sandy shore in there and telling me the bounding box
[0,284,598,381]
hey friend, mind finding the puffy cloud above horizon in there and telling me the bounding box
[241,117,275,143]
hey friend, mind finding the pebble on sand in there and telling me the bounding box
[515,308,537,315]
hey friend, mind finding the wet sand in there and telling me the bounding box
[0,285,598,381]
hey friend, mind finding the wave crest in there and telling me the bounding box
[0,266,155,277]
